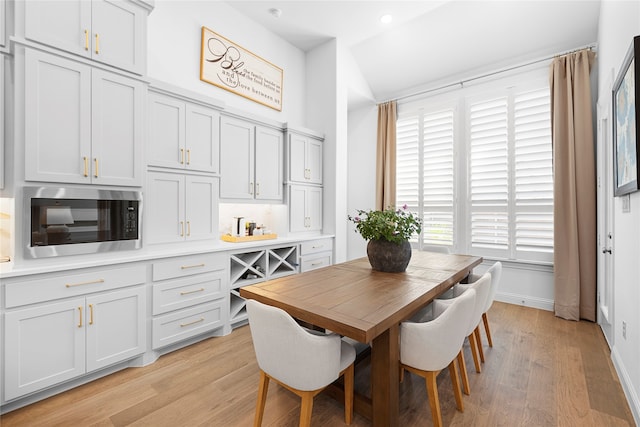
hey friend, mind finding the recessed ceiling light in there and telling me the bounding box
[268,8,282,19]
[380,14,393,24]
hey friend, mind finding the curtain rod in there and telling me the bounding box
[384,43,597,105]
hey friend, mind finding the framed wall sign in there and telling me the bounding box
[200,26,283,111]
[612,35,640,196]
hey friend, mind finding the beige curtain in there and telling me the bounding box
[550,49,597,322]
[376,101,397,211]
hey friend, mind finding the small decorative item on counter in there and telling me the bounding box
[248,222,256,236]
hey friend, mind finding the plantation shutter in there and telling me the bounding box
[514,89,554,257]
[422,109,454,246]
[469,97,509,253]
[396,113,420,242]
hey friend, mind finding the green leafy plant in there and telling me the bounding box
[348,205,422,244]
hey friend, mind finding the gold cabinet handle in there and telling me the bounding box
[180,148,184,164]
[84,30,89,51]
[89,304,94,325]
[180,221,184,237]
[311,261,323,266]
[66,279,105,288]
[95,33,99,54]
[180,317,204,327]
[78,306,83,328]
[187,149,191,165]
[249,182,254,195]
[94,158,99,178]
[180,263,205,270]
[256,182,260,196]
[83,156,89,177]
[180,287,205,296]
[186,221,191,237]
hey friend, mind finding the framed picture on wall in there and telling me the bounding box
[612,35,640,197]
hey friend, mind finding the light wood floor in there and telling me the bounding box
[1,302,635,426]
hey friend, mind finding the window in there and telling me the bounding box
[396,77,553,264]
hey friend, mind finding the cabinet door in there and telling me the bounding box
[91,69,143,186]
[148,93,185,169]
[255,126,283,201]
[86,287,146,372]
[186,104,220,174]
[24,49,92,184]
[4,298,86,400]
[91,0,145,74]
[185,175,219,241]
[289,185,308,233]
[146,172,186,244]
[289,133,307,183]
[307,138,323,184]
[307,186,323,232]
[0,0,6,48]
[24,0,91,59]
[220,116,255,199]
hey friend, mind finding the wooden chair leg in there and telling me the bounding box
[254,370,270,427]
[448,360,464,412]
[400,366,405,382]
[299,392,315,427]
[457,350,471,395]
[474,326,485,363]
[343,364,354,425]
[468,333,482,373]
[483,312,493,347]
[425,370,443,427]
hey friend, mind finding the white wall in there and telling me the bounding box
[147,1,306,125]
[597,1,640,423]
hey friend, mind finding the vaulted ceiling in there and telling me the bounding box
[225,1,601,107]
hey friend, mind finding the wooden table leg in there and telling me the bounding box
[371,324,400,427]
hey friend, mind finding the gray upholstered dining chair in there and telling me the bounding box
[400,288,477,427]
[246,299,356,427]
[436,272,491,395]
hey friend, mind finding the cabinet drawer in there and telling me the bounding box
[152,253,225,281]
[153,271,225,315]
[300,254,332,272]
[5,264,146,308]
[300,238,333,256]
[152,300,226,349]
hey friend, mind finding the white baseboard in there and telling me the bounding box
[611,346,640,426]
[495,291,554,312]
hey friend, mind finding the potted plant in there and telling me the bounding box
[348,205,422,272]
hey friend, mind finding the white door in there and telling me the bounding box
[4,298,86,400]
[289,185,308,233]
[148,93,185,170]
[220,116,255,199]
[24,49,92,184]
[307,186,323,232]
[91,0,145,73]
[307,138,323,184]
[185,175,219,241]
[289,133,308,183]
[597,105,614,347]
[91,69,143,186]
[186,104,220,173]
[86,287,146,372]
[24,0,91,59]
[255,126,283,201]
[146,172,186,244]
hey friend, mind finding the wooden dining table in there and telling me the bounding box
[239,250,482,427]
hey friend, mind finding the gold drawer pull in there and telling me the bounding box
[94,158,99,178]
[95,33,99,54]
[84,29,89,50]
[187,221,191,237]
[180,221,184,237]
[180,287,205,296]
[83,156,89,177]
[181,263,205,270]
[312,245,324,249]
[311,262,323,266]
[66,279,105,288]
[180,317,204,327]
[187,149,191,165]
[78,306,83,328]
[89,304,94,325]
[180,148,184,164]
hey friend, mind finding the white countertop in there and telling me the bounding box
[0,234,334,279]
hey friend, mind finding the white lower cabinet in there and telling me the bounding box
[300,238,334,272]
[289,185,323,233]
[151,253,228,349]
[4,285,145,401]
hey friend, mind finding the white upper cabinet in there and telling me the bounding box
[220,115,283,202]
[148,91,220,174]
[287,131,323,185]
[23,0,147,74]
[24,49,143,186]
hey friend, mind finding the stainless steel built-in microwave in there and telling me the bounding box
[24,187,142,259]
